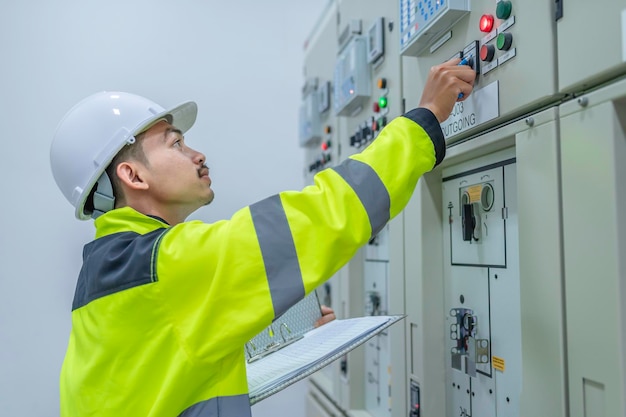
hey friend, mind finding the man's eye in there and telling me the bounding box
[173,139,182,147]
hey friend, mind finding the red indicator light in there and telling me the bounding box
[479,14,494,33]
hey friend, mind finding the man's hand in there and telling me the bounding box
[314,305,336,327]
[418,57,477,123]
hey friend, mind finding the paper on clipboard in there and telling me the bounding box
[246,314,405,405]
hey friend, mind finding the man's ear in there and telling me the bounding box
[116,161,149,191]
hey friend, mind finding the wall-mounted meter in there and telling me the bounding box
[317,80,331,113]
[366,17,385,63]
[333,36,371,116]
[298,77,322,146]
[400,0,470,56]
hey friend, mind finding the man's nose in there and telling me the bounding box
[190,148,206,165]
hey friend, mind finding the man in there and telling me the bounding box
[50,58,475,416]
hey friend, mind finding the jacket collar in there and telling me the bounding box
[94,207,170,239]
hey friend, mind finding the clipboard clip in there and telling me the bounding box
[246,323,304,364]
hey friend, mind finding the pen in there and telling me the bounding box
[457,56,469,100]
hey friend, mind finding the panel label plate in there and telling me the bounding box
[441,81,499,139]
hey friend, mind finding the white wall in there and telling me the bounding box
[0,1,327,415]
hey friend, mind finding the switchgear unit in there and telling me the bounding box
[327,1,410,417]
[363,226,391,416]
[442,151,521,417]
[301,1,626,417]
[300,3,342,405]
[304,1,407,417]
[301,2,339,187]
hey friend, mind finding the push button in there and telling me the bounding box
[480,44,495,62]
[496,32,513,51]
[496,1,512,19]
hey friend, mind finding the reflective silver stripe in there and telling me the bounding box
[250,195,305,318]
[332,159,390,237]
[178,394,251,417]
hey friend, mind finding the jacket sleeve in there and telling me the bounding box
[155,108,445,363]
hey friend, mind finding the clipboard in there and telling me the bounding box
[245,293,322,363]
[246,310,405,405]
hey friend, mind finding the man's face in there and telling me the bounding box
[138,120,214,212]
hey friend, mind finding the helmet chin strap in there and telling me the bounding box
[92,172,116,219]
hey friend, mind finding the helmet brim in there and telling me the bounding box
[133,101,198,137]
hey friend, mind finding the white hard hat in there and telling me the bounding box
[50,91,197,220]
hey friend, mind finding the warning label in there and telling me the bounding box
[492,355,505,372]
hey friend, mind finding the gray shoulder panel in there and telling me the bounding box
[72,228,168,311]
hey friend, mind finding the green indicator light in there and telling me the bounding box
[496,33,506,50]
[379,96,388,108]
[496,0,512,19]
[496,32,512,50]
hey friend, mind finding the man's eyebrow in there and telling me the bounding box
[164,127,183,140]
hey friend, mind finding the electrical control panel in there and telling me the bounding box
[302,3,626,417]
[301,2,342,403]
[301,2,339,187]
[337,11,402,164]
[363,226,391,417]
[403,108,572,417]
[442,152,521,417]
[326,2,407,417]
[401,0,560,144]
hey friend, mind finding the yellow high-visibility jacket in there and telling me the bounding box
[60,108,445,416]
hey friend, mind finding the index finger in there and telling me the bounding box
[442,57,463,67]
